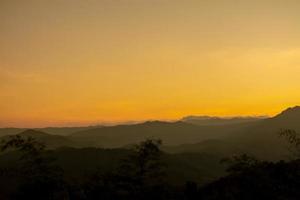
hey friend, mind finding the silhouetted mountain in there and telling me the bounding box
[169,106,300,160]
[69,120,254,148]
[263,106,300,130]
[1,106,300,160]
[0,126,102,137]
[36,126,103,136]
[275,106,300,118]
[0,129,76,149]
[181,116,266,126]
[1,106,300,199]
[0,128,26,137]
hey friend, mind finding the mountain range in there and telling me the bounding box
[1,106,300,160]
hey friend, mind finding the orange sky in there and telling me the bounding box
[1,0,300,127]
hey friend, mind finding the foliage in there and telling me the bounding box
[0,133,300,200]
[82,139,168,200]
[199,160,300,200]
[279,129,300,158]
[0,135,65,200]
[221,153,260,174]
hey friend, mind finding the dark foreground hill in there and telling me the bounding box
[0,146,225,198]
[0,135,299,200]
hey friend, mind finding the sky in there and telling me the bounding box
[1,0,300,127]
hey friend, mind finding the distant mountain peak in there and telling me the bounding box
[141,120,181,125]
[182,116,219,121]
[142,120,166,124]
[181,116,265,126]
[275,106,300,119]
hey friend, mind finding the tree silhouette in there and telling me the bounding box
[0,135,65,200]
[184,181,198,200]
[221,153,260,174]
[82,139,167,200]
[279,129,300,158]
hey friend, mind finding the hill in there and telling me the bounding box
[36,126,103,136]
[0,126,101,137]
[168,106,300,160]
[0,129,77,149]
[68,120,256,148]
[181,116,265,126]
[0,128,26,137]
[0,147,225,185]
[1,106,300,160]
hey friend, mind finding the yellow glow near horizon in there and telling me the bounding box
[1,0,300,127]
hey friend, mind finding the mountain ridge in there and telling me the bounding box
[0,106,299,160]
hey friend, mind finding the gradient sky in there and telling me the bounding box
[1,0,300,127]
